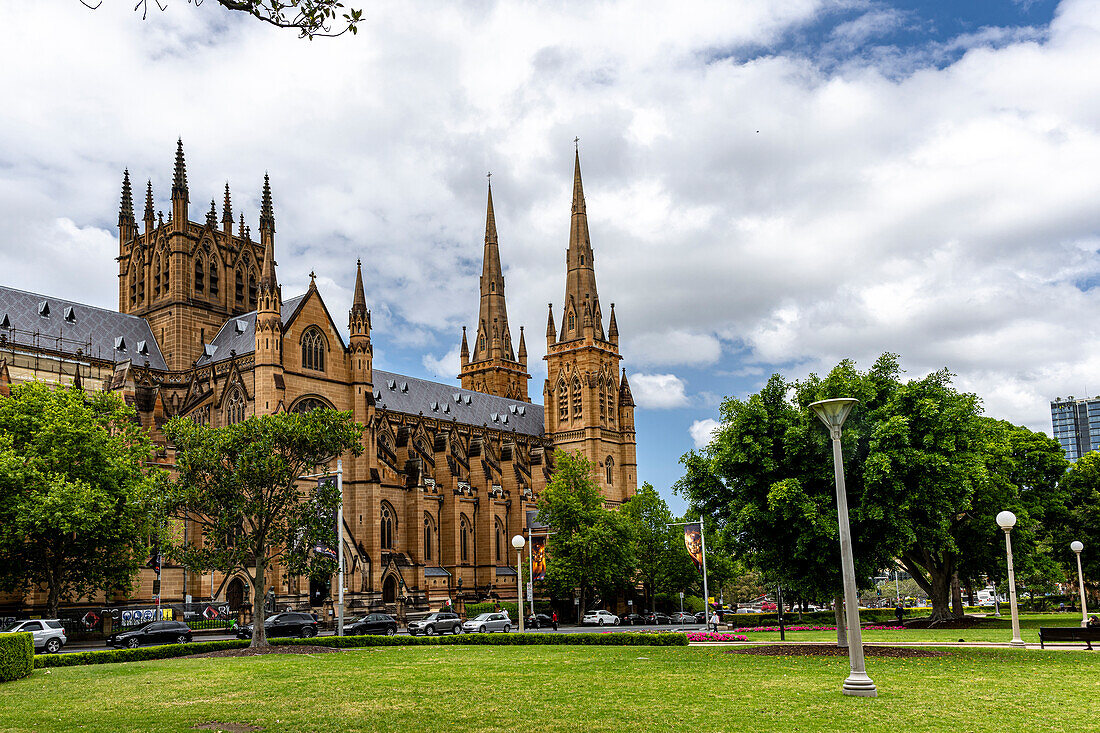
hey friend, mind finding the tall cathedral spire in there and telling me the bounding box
[259,175,277,291]
[171,138,188,202]
[561,147,603,341]
[222,182,233,233]
[472,179,513,362]
[459,178,530,402]
[118,169,135,229]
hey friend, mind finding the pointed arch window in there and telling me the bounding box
[129,269,137,306]
[558,380,568,422]
[136,262,145,303]
[460,516,472,563]
[224,387,246,425]
[194,258,205,294]
[208,257,219,296]
[568,311,575,331]
[495,520,504,563]
[162,254,169,292]
[606,456,614,485]
[235,269,244,306]
[607,378,616,425]
[302,328,326,372]
[599,379,607,421]
[572,377,582,420]
[381,504,394,550]
[424,514,435,561]
[247,269,257,309]
[153,254,162,296]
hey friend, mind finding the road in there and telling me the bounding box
[57,622,708,653]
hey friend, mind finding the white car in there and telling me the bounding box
[582,610,620,626]
[461,612,512,633]
[0,619,67,653]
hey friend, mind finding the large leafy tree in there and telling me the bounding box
[678,354,1068,624]
[536,451,635,621]
[162,409,363,646]
[0,382,160,617]
[620,483,677,611]
[89,0,364,39]
[1050,451,1100,604]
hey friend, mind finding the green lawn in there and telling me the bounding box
[2,643,1098,732]
[724,613,1089,644]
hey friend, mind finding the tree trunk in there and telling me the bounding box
[966,578,975,607]
[833,595,847,648]
[46,565,61,619]
[928,569,952,622]
[251,557,269,648]
[951,572,963,618]
[901,551,954,623]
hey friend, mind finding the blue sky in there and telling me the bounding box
[3,0,1100,515]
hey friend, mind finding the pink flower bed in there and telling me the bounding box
[685,632,749,642]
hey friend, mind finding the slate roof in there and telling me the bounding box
[194,294,306,366]
[373,369,544,437]
[0,284,167,370]
[423,567,451,578]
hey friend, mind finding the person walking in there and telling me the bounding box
[551,611,558,631]
[894,602,905,626]
[709,610,720,633]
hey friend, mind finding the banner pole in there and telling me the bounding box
[527,531,534,621]
[700,522,710,626]
[337,459,344,637]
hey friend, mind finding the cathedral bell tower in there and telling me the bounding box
[254,174,285,414]
[543,147,637,504]
[459,179,531,402]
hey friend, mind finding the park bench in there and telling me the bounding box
[1038,627,1100,649]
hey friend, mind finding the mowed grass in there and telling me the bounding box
[723,613,1088,644]
[2,644,1100,733]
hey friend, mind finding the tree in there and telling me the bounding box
[0,382,159,617]
[1050,451,1100,605]
[536,451,635,620]
[620,482,680,611]
[678,353,1068,624]
[162,409,363,647]
[91,0,364,40]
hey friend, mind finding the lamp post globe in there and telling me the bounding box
[997,510,1024,646]
[512,534,526,632]
[1071,541,1088,628]
[807,397,876,697]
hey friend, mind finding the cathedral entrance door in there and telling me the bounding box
[227,578,245,610]
[382,575,397,604]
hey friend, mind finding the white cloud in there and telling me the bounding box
[627,330,722,367]
[629,373,690,409]
[689,418,720,449]
[422,345,462,381]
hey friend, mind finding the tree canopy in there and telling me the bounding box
[0,382,160,617]
[536,451,635,620]
[99,0,363,39]
[677,354,1069,622]
[161,408,363,646]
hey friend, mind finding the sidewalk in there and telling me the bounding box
[689,640,1094,650]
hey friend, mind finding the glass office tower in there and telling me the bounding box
[1050,396,1100,462]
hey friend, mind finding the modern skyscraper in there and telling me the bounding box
[1050,396,1100,461]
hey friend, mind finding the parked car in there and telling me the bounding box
[670,612,695,624]
[581,610,620,626]
[236,612,318,640]
[620,613,645,626]
[344,613,398,636]
[0,619,67,654]
[694,611,707,623]
[462,612,512,633]
[408,612,463,636]
[527,613,556,629]
[643,612,671,625]
[107,620,193,649]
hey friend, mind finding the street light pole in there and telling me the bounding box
[1072,541,1087,629]
[996,511,1025,647]
[810,398,877,698]
[512,534,526,633]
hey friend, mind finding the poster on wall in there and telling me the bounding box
[531,535,547,580]
[684,523,703,573]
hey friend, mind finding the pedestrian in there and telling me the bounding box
[709,610,719,633]
[551,611,558,631]
[894,603,904,626]
[1059,602,1066,613]
[1088,615,1100,629]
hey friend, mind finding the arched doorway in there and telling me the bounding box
[382,575,398,604]
[227,578,245,611]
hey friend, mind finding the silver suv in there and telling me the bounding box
[0,619,67,653]
[408,612,463,636]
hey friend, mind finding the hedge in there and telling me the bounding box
[0,632,34,682]
[35,631,686,668]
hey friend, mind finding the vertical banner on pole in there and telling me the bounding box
[532,535,547,580]
[314,477,339,562]
[684,523,704,572]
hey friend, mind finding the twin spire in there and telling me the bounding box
[469,179,515,363]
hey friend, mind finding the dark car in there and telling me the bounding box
[107,620,193,649]
[408,612,463,636]
[694,611,707,624]
[526,613,557,630]
[643,612,671,625]
[344,613,398,636]
[236,612,318,640]
[620,613,645,626]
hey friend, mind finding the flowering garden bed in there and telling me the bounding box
[727,625,906,633]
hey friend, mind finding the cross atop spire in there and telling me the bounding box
[352,258,367,311]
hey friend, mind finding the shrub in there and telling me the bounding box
[0,633,34,682]
[34,631,687,668]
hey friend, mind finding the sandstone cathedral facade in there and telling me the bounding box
[0,141,637,617]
